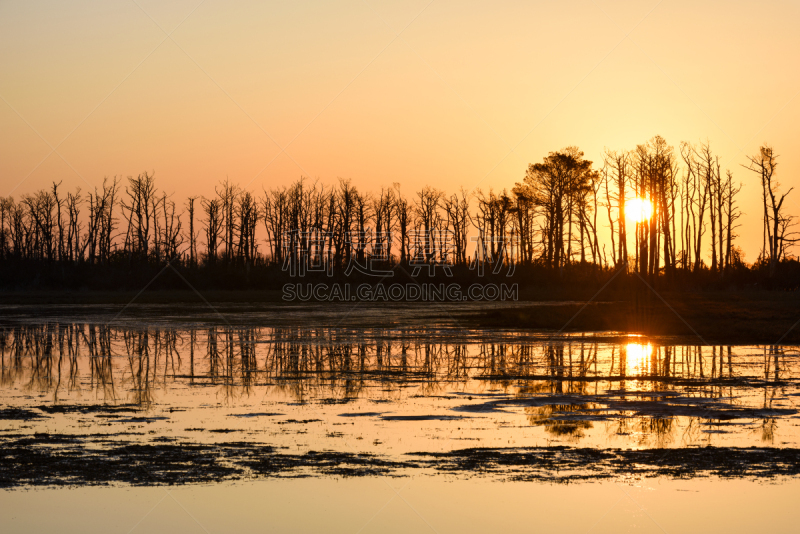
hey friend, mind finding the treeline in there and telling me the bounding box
[516,137,749,279]
[0,136,796,288]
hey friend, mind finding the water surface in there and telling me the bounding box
[2,303,799,531]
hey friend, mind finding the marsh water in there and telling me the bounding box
[2,302,800,532]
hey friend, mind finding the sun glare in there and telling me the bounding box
[626,198,653,223]
[626,342,652,375]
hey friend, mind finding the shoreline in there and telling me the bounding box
[0,289,798,344]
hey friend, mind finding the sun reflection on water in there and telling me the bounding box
[626,342,653,375]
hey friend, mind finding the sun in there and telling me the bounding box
[626,198,653,223]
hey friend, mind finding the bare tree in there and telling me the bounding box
[744,145,797,275]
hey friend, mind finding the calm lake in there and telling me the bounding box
[2,302,799,532]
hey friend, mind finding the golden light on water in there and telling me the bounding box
[626,342,653,375]
[626,198,653,223]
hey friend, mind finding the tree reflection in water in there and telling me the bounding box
[0,322,796,447]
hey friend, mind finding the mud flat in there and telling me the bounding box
[3,432,800,487]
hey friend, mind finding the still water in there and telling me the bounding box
[1,303,799,532]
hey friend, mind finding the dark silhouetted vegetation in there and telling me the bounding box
[1,137,797,292]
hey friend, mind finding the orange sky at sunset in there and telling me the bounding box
[2,0,799,260]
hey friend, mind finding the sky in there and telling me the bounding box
[1,0,799,260]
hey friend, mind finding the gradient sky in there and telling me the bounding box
[1,0,799,260]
